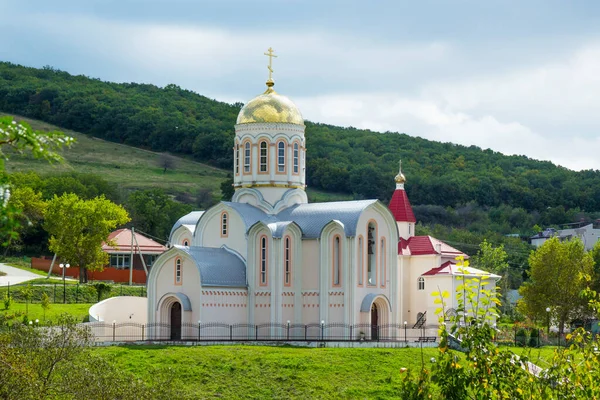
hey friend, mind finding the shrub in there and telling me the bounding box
[515,328,527,346]
[528,328,539,347]
[3,293,12,310]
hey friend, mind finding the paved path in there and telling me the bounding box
[0,262,41,286]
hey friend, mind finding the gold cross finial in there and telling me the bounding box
[264,47,277,86]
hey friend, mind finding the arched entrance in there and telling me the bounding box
[371,303,379,340]
[170,302,182,340]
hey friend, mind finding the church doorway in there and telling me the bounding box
[371,303,379,340]
[170,302,182,340]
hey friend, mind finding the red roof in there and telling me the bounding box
[388,189,416,222]
[397,235,468,258]
[422,261,454,276]
[102,229,167,254]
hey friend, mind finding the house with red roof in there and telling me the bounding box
[390,163,500,327]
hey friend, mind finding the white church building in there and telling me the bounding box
[146,60,499,340]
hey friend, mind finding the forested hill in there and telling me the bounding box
[1,61,600,231]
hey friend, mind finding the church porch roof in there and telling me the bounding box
[175,245,247,288]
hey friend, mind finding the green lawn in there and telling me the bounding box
[3,302,92,324]
[96,345,439,399]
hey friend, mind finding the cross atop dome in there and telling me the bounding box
[394,159,406,189]
[264,47,277,87]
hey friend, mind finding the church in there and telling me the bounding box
[146,50,499,340]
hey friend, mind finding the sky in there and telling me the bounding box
[1,0,600,171]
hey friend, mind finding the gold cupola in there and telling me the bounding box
[236,47,304,126]
[395,160,406,189]
[236,82,304,125]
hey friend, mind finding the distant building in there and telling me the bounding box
[530,224,600,250]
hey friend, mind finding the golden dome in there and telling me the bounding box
[395,160,406,183]
[236,82,304,125]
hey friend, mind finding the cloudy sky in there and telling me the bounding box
[1,1,599,170]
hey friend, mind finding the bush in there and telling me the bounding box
[3,294,12,310]
[515,328,528,346]
[528,328,540,347]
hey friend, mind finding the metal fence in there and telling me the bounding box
[87,321,439,343]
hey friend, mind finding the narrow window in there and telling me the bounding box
[260,236,267,285]
[409,224,411,235]
[358,236,363,286]
[293,143,299,174]
[235,144,240,175]
[367,222,377,285]
[418,277,425,291]
[221,212,228,237]
[244,142,251,173]
[284,236,291,286]
[333,236,341,286]
[260,141,268,172]
[183,239,189,246]
[277,141,285,173]
[380,239,386,287]
[175,258,182,285]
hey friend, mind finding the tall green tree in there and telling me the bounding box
[44,194,129,283]
[0,116,73,251]
[519,237,594,335]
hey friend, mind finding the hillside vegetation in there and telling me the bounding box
[0,61,598,275]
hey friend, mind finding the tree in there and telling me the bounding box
[44,194,129,283]
[472,240,510,311]
[158,152,177,174]
[519,237,594,335]
[2,186,47,255]
[220,175,234,201]
[40,292,51,322]
[0,116,73,252]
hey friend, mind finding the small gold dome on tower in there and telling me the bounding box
[395,160,406,184]
[236,83,304,125]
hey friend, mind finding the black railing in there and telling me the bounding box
[86,322,439,343]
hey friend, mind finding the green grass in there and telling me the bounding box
[96,345,440,399]
[2,113,229,199]
[92,344,566,399]
[0,256,51,277]
[3,302,93,323]
[13,278,78,286]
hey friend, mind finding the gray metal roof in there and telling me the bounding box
[277,200,378,238]
[223,200,377,239]
[169,211,205,241]
[175,245,247,288]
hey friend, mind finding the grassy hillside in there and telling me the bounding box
[96,345,557,399]
[2,113,228,198]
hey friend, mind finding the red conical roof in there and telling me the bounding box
[389,188,416,223]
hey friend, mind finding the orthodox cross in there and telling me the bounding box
[264,47,277,82]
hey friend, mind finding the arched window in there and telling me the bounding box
[235,143,240,175]
[182,240,189,246]
[221,212,228,237]
[244,142,251,173]
[357,236,363,286]
[175,258,182,285]
[367,222,377,286]
[380,238,386,287]
[259,236,268,286]
[284,236,291,286]
[277,141,286,173]
[259,141,268,172]
[333,236,341,286]
[418,277,425,291]
[293,143,299,174]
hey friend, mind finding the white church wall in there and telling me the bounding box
[405,255,439,325]
[151,253,201,326]
[301,240,320,289]
[170,226,192,247]
[197,206,247,257]
[200,289,248,324]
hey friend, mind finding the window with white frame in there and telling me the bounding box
[260,236,267,285]
[175,258,182,284]
[110,254,130,269]
[259,141,268,172]
[293,143,299,174]
[235,144,240,174]
[144,254,157,267]
[333,236,341,286]
[244,142,251,173]
[418,277,425,290]
[284,236,291,286]
[367,222,377,285]
[358,236,363,285]
[221,212,228,237]
[277,141,285,172]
